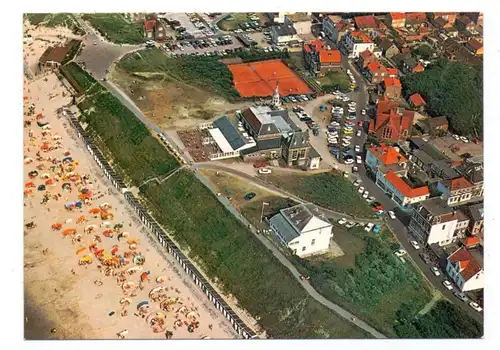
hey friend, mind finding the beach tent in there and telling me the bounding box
[25,182,36,188]
[28,170,38,178]
[63,228,77,236]
[51,223,62,231]
[37,185,46,191]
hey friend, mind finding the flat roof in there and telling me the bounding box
[208,128,234,153]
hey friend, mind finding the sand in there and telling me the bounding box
[23,72,237,340]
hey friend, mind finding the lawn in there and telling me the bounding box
[81,13,144,44]
[60,62,96,92]
[293,224,433,337]
[140,170,370,339]
[118,48,240,100]
[318,71,352,93]
[217,13,251,31]
[25,13,85,34]
[264,171,375,218]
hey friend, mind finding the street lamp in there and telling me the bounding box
[260,202,269,223]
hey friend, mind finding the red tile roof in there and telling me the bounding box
[447,247,482,282]
[413,62,425,72]
[468,39,483,51]
[448,177,474,191]
[359,49,375,60]
[354,15,378,29]
[406,12,427,23]
[387,68,399,76]
[319,50,341,64]
[351,31,372,43]
[390,12,406,21]
[366,61,385,74]
[464,236,480,247]
[144,19,156,32]
[409,93,426,107]
[368,145,407,165]
[384,77,401,88]
[385,171,430,198]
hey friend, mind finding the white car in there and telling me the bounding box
[345,221,356,228]
[364,223,374,232]
[355,145,361,152]
[367,196,376,203]
[431,267,441,276]
[388,211,396,220]
[442,280,453,291]
[342,139,351,144]
[395,249,406,257]
[460,136,469,143]
[343,135,352,140]
[452,134,460,141]
[356,155,362,164]
[410,240,420,250]
[353,180,361,187]
[337,218,348,225]
[362,192,369,199]
[344,158,354,165]
[358,186,365,193]
[348,108,356,113]
[258,168,272,174]
[361,109,366,115]
[469,302,483,312]
[356,130,362,137]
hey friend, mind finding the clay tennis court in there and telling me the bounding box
[228,59,312,98]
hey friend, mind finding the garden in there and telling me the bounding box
[60,62,96,93]
[82,13,144,44]
[317,71,352,93]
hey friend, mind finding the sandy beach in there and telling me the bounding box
[23,72,237,340]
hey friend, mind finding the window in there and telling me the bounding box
[292,150,298,160]
[311,239,316,245]
[302,246,306,252]
[299,149,306,159]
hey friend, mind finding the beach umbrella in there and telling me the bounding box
[114,223,123,230]
[41,173,50,179]
[37,184,46,191]
[24,157,33,164]
[62,183,71,191]
[76,247,86,255]
[25,182,36,188]
[40,143,50,151]
[81,188,90,194]
[133,255,145,265]
[103,229,113,237]
[45,178,55,186]
[79,255,93,264]
[99,202,111,210]
[36,113,43,120]
[62,156,73,164]
[94,249,105,256]
[28,170,38,178]
[127,238,138,245]
[101,221,112,228]
[76,216,86,224]
[137,301,149,310]
[89,208,101,214]
[156,276,168,284]
[51,223,62,231]
[84,224,97,234]
[64,151,71,156]
[63,228,77,236]
[111,246,119,255]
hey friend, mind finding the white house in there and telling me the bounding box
[446,247,484,292]
[408,198,468,246]
[271,17,302,46]
[269,203,333,257]
[375,170,429,209]
[436,176,476,206]
[343,31,375,58]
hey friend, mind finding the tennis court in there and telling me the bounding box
[228,59,312,98]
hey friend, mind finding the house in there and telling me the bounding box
[465,203,484,236]
[269,203,334,257]
[143,18,167,41]
[457,161,484,199]
[365,144,408,173]
[400,56,425,73]
[237,106,320,169]
[369,99,414,141]
[38,40,79,72]
[427,116,449,133]
[462,12,483,27]
[382,77,402,99]
[343,31,375,58]
[303,40,341,77]
[375,37,400,59]
[354,15,378,31]
[285,13,312,35]
[376,170,429,208]
[271,17,301,46]
[357,49,377,69]
[144,19,156,39]
[441,38,482,65]
[466,39,483,55]
[455,15,475,32]
[445,247,484,292]
[387,12,406,28]
[430,12,457,25]
[365,62,398,84]
[322,17,355,43]
[405,13,428,27]
[409,93,426,110]
[437,177,477,206]
[409,198,468,246]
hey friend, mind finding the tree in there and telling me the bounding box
[402,58,483,138]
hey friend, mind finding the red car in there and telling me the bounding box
[358,120,364,127]
[253,162,269,168]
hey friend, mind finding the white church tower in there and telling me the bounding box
[272,81,281,108]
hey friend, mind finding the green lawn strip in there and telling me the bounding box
[265,172,375,218]
[394,300,482,338]
[293,225,431,337]
[118,48,240,100]
[82,13,144,44]
[217,13,250,31]
[318,71,352,93]
[60,62,95,92]
[140,170,370,339]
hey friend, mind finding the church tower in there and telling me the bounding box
[272,81,281,108]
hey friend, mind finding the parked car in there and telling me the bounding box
[388,211,396,220]
[344,129,353,135]
[356,155,362,164]
[358,186,365,193]
[367,196,376,203]
[361,109,366,115]
[344,158,354,165]
[364,223,374,232]
[442,280,453,291]
[431,267,441,276]
[460,136,470,143]
[454,292,470,302]
[410,240,420,250]
[258,168,272,174]
[395,249,406,257]
[469,302,483,312]
[372,224,380,233]
[345,221,356,228]
[244,192,256,200]
[355,145,361,152]
[353,180,362,187]
[337,218,348,225]
[452,134,460,141]
[356,129,362,137]
[352,166,358,173]
[253,162,269,168]
[362,192,369,199]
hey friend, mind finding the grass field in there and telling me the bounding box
[264,171,375,218]
[25,13,85,34]
[60,62,96,92]
[293,224,433,337]
[318,71,352,93]
[217,13,252,31]
[140,170,370,339]
[82,13,143,44]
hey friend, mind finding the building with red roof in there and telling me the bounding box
[382,77,402,99]
[354,15,378,30]
[377,170,430,207]
[357,49,377,69]
[364,61,398,84]
[387,12,406,28]
[437,176,477,206]
[365,144,408,173]
[405,12,428,26]
[302,40,341,77]
[344,31,375,58]
[446,246,484,291]
[369,97,414,142]
[143,18,167,40]
[409,93,426,109]
[322,17,355,43]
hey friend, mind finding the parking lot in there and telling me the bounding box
[429,134,483,161]
[159,35,243,56]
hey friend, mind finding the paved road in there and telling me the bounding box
[194,163,380,224]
